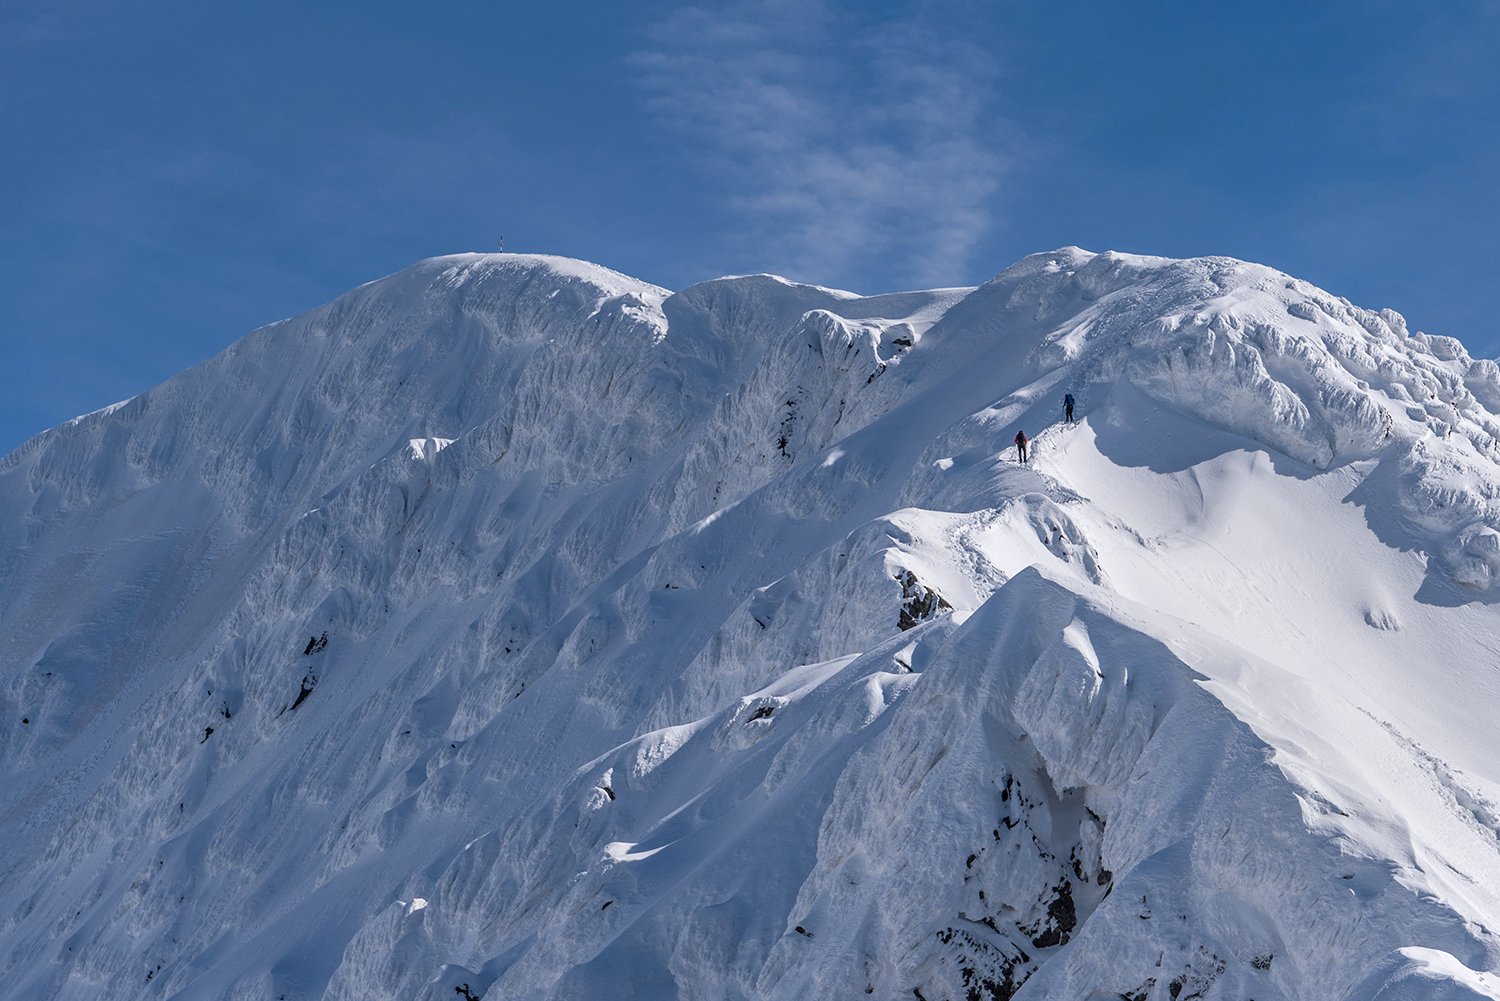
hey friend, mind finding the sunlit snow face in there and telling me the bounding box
[4,250,1500,1001]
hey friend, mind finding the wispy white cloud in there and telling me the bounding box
[631,0,1011,289]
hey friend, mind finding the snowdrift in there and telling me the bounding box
[2,249,1499,1000]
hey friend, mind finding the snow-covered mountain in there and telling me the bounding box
[3,248,1500,1001]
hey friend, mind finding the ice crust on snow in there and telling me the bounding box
[2,249,1500,1000]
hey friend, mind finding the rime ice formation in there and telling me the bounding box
[3,249,1500,1001]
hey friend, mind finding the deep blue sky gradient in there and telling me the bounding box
[3,0,1498,453]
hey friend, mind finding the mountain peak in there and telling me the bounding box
[3,250,1499,1001]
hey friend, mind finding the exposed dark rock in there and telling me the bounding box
[290,671,317,711]
[896,570,952,630]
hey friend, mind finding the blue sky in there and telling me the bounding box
[3,0,1498,453]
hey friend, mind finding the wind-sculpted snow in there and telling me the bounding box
[2,249,1500,1000]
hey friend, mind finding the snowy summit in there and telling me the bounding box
[3,248,1500,1001]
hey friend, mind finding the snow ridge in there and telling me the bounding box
[2,249,1499,1001]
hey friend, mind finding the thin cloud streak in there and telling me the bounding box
[632,0,1010,290]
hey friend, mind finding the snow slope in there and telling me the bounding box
[2,248,1499,1001]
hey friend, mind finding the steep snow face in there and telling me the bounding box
[2,249,1500,1001]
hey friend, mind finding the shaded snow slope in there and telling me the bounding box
[2,249,1500,1000]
